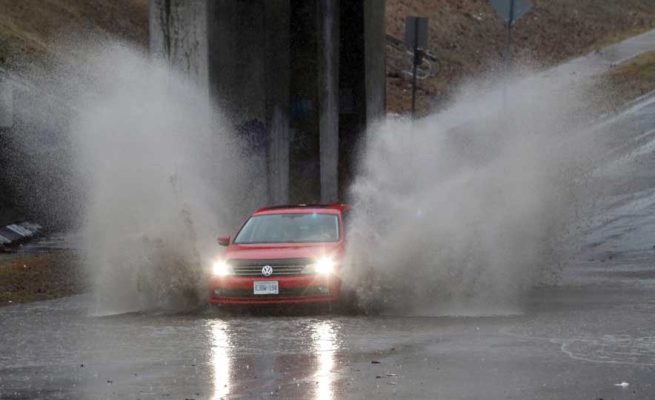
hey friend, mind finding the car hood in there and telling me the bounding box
[225,242,343,261]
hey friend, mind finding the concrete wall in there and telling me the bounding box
[150,0,385,205]
[364,0,386,121]
[0,78,13,129]
[207,0,291,205]
[263,2,292,204]
[150,0,291,205]
[208,1,264,121]
[149,0,209,90]
[0,76,13,224]
[318,0,340,203]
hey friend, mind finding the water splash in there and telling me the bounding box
[24,42,263,314]
[345,69,602,316]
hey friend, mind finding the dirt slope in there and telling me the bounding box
[0,0,148,68]
[1,0,654,111]
[387,0,655,114]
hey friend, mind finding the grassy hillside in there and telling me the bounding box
[0,0,147,69]
[0,0,654,111]
[387,0,655,113]
[600,50,655,113]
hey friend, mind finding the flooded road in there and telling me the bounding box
[4,94,655,399]
[1,264,654,400]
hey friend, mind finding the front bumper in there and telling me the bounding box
[209,275,341,305]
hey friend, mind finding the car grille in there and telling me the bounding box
[229,259,312,277]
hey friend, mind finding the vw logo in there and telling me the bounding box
[261,265,273,277]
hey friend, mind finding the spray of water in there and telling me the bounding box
[345,68,602,316]
[80,45,264,314]
[13,38,607,316]
[23,42,262,314]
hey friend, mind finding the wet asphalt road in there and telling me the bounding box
[0,262,654,400]
[2,177,655,397]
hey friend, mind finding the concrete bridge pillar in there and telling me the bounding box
[149,0,209,90]
[207,0,291,205]
[318,0,339,203]
[149,0,385,205]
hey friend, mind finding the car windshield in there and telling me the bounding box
[234,213,340,244]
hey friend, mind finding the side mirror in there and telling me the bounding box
[217,236,230,247]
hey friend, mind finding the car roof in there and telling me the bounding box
[253,203,349,215]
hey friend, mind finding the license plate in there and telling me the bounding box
[254,281,279,295]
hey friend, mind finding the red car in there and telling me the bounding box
[209,204,349,306]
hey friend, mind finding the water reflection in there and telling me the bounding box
[207,318,339,399]
[311,320,337,400]
[209,320,232,400]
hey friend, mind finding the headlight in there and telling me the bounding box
[304,257,335,275]
[212,260,232,276]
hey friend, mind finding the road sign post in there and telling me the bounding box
[506,0,514,67]
[405,16,428,118]
[489,0,532,69]
[489,0,532,113]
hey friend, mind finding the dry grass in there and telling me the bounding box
[0,251,85,305]
[387,0,655,114]
[1,0,654,113]
[0,0,148,69]
[608,50,655,100]
[581,50,655,118]
[0,0,148,46]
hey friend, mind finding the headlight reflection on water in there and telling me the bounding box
[208,319,339,399]
[209,320,232,400]
[311,320,337,400]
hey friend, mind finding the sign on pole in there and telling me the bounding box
[490,0,532,114]
[405,16,429,118]
[489,0,532,68]
[404,17,428,50]
[490,0,532,26]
